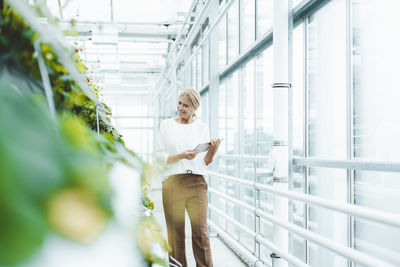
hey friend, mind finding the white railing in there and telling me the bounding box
[207,170,400,267]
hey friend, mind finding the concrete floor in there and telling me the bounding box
[150,188,247,267]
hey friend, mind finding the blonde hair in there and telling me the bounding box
[179,88,201,113]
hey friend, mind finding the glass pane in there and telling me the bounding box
[352,2,400,265]
[293,24,305,157]
[227,0,239,64]
[309,244,347,267]
[197,49,202,89]
[200,91,209,124]
[240,0,255,53]
[307,0,347,160]
[353,0,400,161]
[354,169,400,266]
[202,39,210,85]
[218,17,227,69]
[241,60,255,155]
[308,167,348,267]
[219,80,227,154]
[226,72,239,155]
[256,0,273,38]
[192,59,196,88]
[255,48,273,157]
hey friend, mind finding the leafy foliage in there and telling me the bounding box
[0,2,169,266]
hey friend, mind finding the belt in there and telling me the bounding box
[186,170,192,174]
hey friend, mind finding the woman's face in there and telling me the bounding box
[177,96,195,120]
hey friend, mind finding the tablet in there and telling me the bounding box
[193,143,210,152]
[193,138,223,152]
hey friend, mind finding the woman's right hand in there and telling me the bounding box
[182,150,199,160]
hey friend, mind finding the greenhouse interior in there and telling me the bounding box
[1,0,400,266]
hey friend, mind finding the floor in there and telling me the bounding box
[150,188,247,267]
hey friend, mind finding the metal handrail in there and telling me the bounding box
[207,171,400,266]
[209,204,254,236]
[208,188,254,211]
[254,208,396,267]
[254,235,309,267]
[209,187,396,266]
[208,220,264,267]
[293,157,400,172]
[208,171,254,187]
[209,204,309,267]
[216,153,270,161]
[255,182,400,228]
[208,171,400,228]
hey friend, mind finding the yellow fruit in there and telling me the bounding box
[47,188,109,244]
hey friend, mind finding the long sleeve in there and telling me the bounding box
[154,121,170,167]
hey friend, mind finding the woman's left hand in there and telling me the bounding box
[208,138,221,152]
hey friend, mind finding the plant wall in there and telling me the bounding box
[0,1,168,266]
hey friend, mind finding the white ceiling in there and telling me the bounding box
[46,0,190,23]
[44,0,193,99]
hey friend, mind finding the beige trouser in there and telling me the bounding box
[162,173,213,267]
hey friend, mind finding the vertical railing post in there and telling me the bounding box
[272,0,290,266]
[96,104,100,135]
[254,169,261,259]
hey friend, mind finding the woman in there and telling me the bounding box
[156,88,220,267]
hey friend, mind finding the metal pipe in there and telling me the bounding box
[216,153,270,161]
[209,205,310,267]
[209,171,399,266]
[208,171,400,228]
[209,188,254,211]
[254,182,400,228]
[255,235,309,267]
[255,208,396,267]
[207,171,254,187]
[208,220,265,267]
[293,157,400,173]
[96,105,100,135]
[209,204,255,236]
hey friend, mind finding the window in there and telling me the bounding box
[256,0,273,38]
[240,0,255,53]
[353,0,400,265]
[227,0,239,63]
[306,1,348,266]
[218,17,227,69]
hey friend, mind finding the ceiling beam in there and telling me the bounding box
[71,31,177,39]
[59,20,184,26]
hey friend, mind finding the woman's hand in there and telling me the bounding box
[204,138,221,166]
[208,138,221,152]
[182,150,199,160]
[167,150,198,164]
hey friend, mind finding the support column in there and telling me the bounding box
[272,0,290,266]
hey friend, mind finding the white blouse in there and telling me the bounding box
[155,118,210,178]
